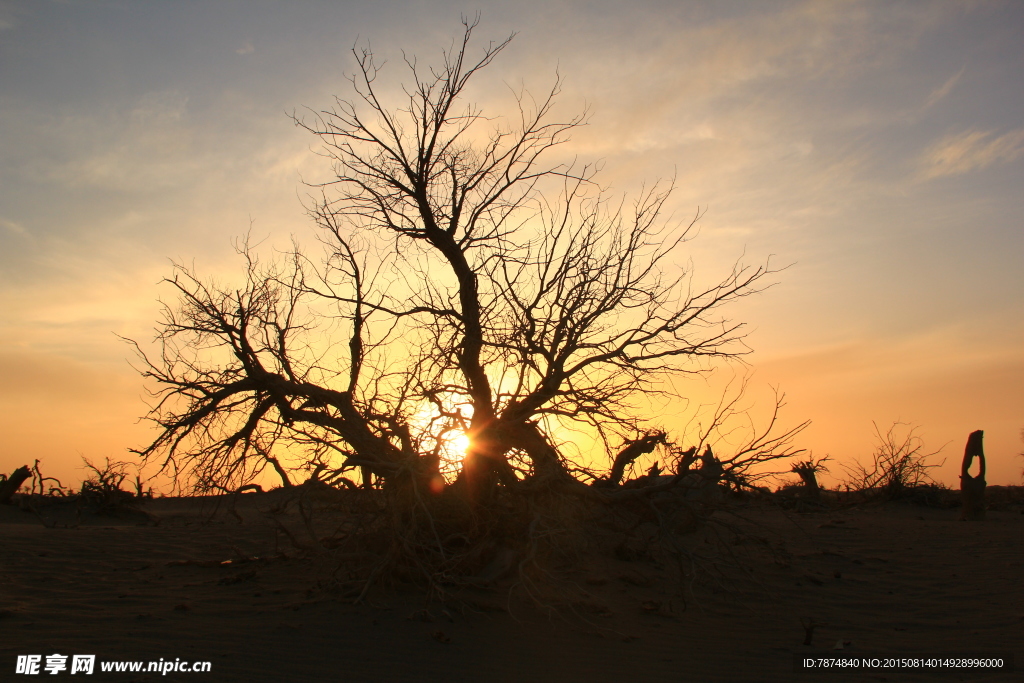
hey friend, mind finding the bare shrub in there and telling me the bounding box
[78,458,152,514]
[844,422,944,500]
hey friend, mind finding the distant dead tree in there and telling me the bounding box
[128,18,804,503]
[959,430,986,521]
[790,455,830,501]
[1019,427,1023,480]
[0,465,31,504]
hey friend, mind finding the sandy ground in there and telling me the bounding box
[1,489,1021,682]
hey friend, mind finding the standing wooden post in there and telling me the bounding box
[959,430,986,521]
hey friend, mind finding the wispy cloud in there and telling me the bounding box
[236,41,254,55]
[32,90,200,192]
[0,217,27,235]
[924,66,965,108]
[918,128,1024,179]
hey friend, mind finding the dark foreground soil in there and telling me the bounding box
[1,489,1022,682]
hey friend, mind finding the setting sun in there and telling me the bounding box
[447,432,471,462]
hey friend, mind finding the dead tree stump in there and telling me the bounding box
[0,465,31,504]
[792,464,821,501]
[959,430,986,521]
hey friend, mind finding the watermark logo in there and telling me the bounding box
[18,655,94,675]
[16,655,209,675]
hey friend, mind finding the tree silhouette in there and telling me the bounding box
[129,18,803,504]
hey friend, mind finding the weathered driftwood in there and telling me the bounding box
[0,465,31,504]
[959,430,986,521]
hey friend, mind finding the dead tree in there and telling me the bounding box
[129,19,802,503]
[791,456,830,501]
[0,465,31,504]
[959,430,986,521]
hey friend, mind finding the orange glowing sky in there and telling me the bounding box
[1,0,1021,490]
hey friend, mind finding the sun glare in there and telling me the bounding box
[448,432,471,461]
[409,403,473,470]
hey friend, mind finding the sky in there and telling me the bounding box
[1,0,1022,490]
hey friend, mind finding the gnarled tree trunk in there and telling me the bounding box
[794,467,821,501]
[594,432,668,488]
[0,465,31,504]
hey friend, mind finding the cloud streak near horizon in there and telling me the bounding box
[0,0,1021,488]
[919,127,1024,179]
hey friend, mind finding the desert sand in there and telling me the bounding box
[2,488,1021,682]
